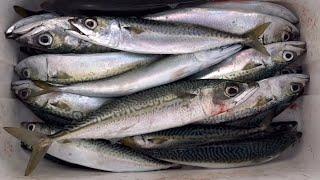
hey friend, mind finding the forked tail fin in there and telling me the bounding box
[3,127,53,176]
[243,22,272,56]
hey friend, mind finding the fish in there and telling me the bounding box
[11,80,110,122]
[4,79,259,175]
[31,44,242,97]
[192,41,306,82]
[5,13,58,38]
[6,16,112,53]
[20,122,177,172]
[199,1,299,24]
[142,130,302,168]
[41,0,208,16]
[15,52,163,84]
[145,6,299,45]
[199,74,309,125]
[67,16,270,55]
[121,121,298,149]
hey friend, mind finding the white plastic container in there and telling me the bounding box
[0,0,319,179]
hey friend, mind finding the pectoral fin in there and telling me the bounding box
[123,26,145,34]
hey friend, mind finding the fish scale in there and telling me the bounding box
[143,131,300,166]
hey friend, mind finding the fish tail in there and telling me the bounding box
[3,127,53,176]
[33,81,59,96]
[243,22,271,56]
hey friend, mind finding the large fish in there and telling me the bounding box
[4,79,258,175]
[31,45,242,97]
[20,122,177,172]
[5,16,112,53]
[11,80,110,122]
[192,41,306,82]
[67,16,270,55]
[199,1,299,23]
[143,130,302,168]
[15,52,162,84]
[145,6,299,45]
[122,121,298,149]
[199,74,309,125]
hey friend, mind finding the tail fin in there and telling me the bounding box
[13,6,40,17]
[3,127,53,176]
[243,22,271,56]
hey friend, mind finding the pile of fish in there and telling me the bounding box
[4,0,308,176]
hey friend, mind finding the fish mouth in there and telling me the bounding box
[285,41,307,55]
[66,18,90,40]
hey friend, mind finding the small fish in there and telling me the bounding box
[30,44,242,97]
[67,16,270,55]
[121,121,298,149]
[146,6,299,45]
[199,1,299,24]
[15,52,162,84]
[192,41,306,82]
[199,74,309,125]
[20,122,177,172]
[6,16,112,53]
[4,79,258,175]
[142,130,302,168]
[11,80,110,122]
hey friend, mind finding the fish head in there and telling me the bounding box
[7,17,90,53]
[266,41,306,66]
[67,17,121,48]
[15,55,48,81]
[20,122,59,135]
[263,21,299,44]
[207,80,260,113]
[5,14,58,39]
[279,65,303,75]
[11,80,48,102]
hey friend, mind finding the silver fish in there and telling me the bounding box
[192,41,306,82]
[15,52,162,84]
[20,122,176,172]
[6,13,58,38]
[33,45,242,97]
[146,7,299,45]
[143,130,302,168]
[200,74,309,125]
[4,79,258,175]
[67,16,270,54]
[199,1,299,23]
[11,80,110,122]
[121,121,298,149]
[6,16,112,53]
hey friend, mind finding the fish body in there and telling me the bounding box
[199,74,309,125]
[41,45,242,97]
[67,17,269,54]
[15,52,162,84]
[199,1,298,23]
[6,16,112,53]
[193,41,306,82]
[121,121,298,149]
[146,7,299,45]
[143,130,301,168]
[11,80,110,121]
[21,122,176,172]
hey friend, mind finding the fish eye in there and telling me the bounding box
[225,85,240,98]
[283,51,295,61]
[27,124,35,131]
[282,32,291,42]
[38,33,53,46]
[290,83,303,93]
[84,18,98,30]
[281,69,291,74]
[21,68,31,79]
[18,89,31,100]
